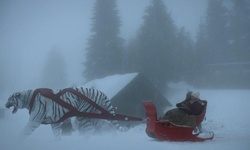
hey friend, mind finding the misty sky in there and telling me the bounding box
[0,0,207,92]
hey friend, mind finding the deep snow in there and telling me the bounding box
[1,83,250,150]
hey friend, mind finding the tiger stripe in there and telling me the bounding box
[5,87,129,138]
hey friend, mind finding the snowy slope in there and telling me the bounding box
[1,83,250,150]
[82,73,138,99]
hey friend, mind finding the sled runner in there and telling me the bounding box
[143,101,214,141]
[29,88,143,124]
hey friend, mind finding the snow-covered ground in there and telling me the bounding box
[1,84,250,150]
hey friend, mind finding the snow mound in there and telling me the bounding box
[82,73,138,99]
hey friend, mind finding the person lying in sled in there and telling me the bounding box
[160,91,204,128]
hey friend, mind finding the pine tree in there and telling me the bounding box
[175,27,195,82]
[205,0,230,64]
[195,18,209,64]
[128,0,177,91]
[229,0,250,62]
[84,0,124,81]
[194,19,210,86]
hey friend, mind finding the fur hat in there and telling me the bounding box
[191,92,200,99]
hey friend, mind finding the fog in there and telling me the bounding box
[1,0,94,92]
[0,0,207,94]
[1,1,250,149]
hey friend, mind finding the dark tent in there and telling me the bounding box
[83,73,171,120]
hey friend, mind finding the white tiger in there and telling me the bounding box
[5,87,129,139]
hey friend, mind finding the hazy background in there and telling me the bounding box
[0,0,207,91]
[0,0,206,94]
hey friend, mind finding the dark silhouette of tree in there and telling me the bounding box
[194,18,211,86]
[229,0,250,62]
[128,0,177,91]
[175,27,195,83]
[195,18,208,64]
[194,0,250,88]
[84,0,124,81]
[205,0,230,64]
[40,48,67,89]
[194,0,230,88]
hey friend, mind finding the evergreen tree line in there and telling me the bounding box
[84,0,250,90]
[195,0,250,88]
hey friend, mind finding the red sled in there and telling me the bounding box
[143,101,214,141]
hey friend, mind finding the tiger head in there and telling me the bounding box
[5,92,22,114]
